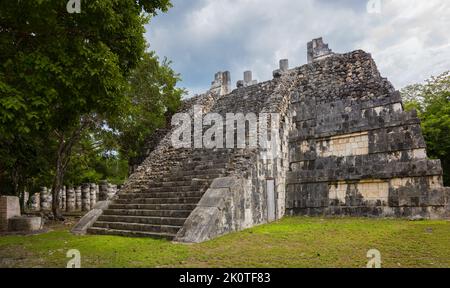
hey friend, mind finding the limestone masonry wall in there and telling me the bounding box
[286,50,449,218]
[0,196,21,232]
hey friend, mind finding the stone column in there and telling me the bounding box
[30,193,40,211]
[81,183,91,211]
[108,184,117,199]
[95,183,100,202]
[23,192,29,209]
[66,187,75,212]
[99,180,109,201]
[273,59,289,78]
[237,71,258,88]
[75,186,82,211]
[47,188,53,211]
[40,187,50,211]
[61,186,66,211]
[280,59,289,72]
[244,71,252,83]
[89,183,97,209]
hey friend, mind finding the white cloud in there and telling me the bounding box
[357,0,450,87]
[146,0,450,95]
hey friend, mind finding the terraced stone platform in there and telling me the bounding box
[85,38,450,242]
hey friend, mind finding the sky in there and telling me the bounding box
[144,0,450,97]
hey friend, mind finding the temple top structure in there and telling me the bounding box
[307,37,335,63]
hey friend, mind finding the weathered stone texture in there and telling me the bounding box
[286,50,448,218]
[8,216,42,232]
[0,196,21,232]
[175,176,262,243]
[307,37,334,63]
[75,186,82,211]
[66,187,76,212]
[81,39,449,242]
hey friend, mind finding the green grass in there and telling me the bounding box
[0,217,449,268]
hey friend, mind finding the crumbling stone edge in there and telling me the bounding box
[70,201,111,235]
[174,176,259,243]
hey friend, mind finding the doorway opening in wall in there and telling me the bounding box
[266,179,276,222]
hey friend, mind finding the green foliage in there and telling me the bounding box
[0,130,55,198]
[114,52,185,160]
[63,132,129,186]
[401,71,450,185]
[0,0,175,210]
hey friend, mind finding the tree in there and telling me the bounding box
[401,71,450,186]
[63,128,129,186]
[0,130,54,210]
[0,0,172,219]
[114,52,184,164]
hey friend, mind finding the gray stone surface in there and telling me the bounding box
[66,187,75,212]
[30,193,40,211]
[8,216,42,232]
[0,196,21,232]
[40,187,50,211]
[175,176,261,243]
[83,38,449,242]
[307,37,334,63]
[286,49,448,218]
[71,201,111,235]
[237,70,258,88]
[273,59,289,78]
[210,71,231,96]
[75,186,82,211]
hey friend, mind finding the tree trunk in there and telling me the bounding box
[50,118,92,220]
[11,165,26,212]
[51,153,64,220]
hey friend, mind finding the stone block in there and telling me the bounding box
[210,177,237,189]
[198,188,229,209]
[0,196,21,232]
[71,201,111,235]
[8,216,42,232]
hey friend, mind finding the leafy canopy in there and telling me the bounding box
[401,71,450,185]
[0,0,174,200]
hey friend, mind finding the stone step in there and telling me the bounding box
[144,179,209,188]
[108,203,197,210]
[191,151,235,160]
[131,175,220,188]
[138,171,224,181]
[141,185,202,193]
[179,162,229,171]
[92,221,181,234]
[98,215,187,226]
[159,174,224,182]
[87,227,175,240]
[103,209,192,218]
[131,179,211,190]
[173,168,227,177]
[114,197,201,205]
[118,191,204,199]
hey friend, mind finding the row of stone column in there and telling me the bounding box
[29,181,118,212]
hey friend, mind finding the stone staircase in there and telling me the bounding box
[86,77,283,239]
[87,149,233,239]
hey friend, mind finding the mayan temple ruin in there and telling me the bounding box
[80,38,450,243]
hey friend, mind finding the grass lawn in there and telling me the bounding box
[0,217,449,268]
